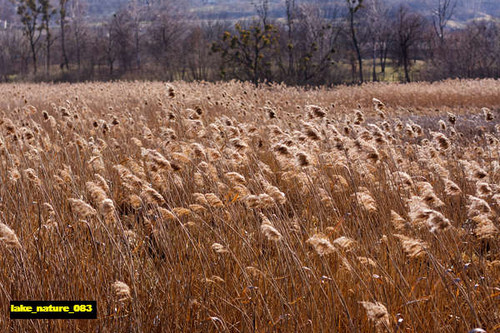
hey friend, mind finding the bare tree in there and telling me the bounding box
[423,21,500,80]
[252,0,269,26]
[145,1,185,77]
[431,0,456,42]
[59,0,69,70]
[292,3,340,84]
[284,0,296,77]
[126,0,148,70]
[0,25,26,79]
[346,0,364,83]
[378,17,392,77]
[395,5,424,82]
[363,0,391,81]
[40,0,56,74]
[70,0,87,73]
[103,24,116,75]
[14,0,43,74]
[110,9,134,73]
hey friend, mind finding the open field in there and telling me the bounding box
[0,79,499,332]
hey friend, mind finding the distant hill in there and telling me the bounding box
[1,0,499,23]
[189,0,500,21]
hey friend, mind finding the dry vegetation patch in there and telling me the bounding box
[0,79,499,332]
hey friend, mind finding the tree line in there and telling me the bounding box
[0,0,498,84]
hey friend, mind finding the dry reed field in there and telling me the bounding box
[0,79,499,332]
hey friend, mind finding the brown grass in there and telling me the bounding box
[0,79,499,332]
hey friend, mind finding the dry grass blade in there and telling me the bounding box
[113,280,131,302]
[360,301,390,328]
[0,222,22,250]
[394,234,428,258]
[307,233,336,256]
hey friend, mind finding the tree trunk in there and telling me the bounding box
[372,40,377,82]
[31,41,37,75]
[285,0,295,79]
[135,24,140,69]
[253,37,260,85]
[380,43,388,75]
[350,56,356,82]
[350,10,363,83]
[75,30,81,72]
[61,16,69,70]
[46,31,51,75]
[402,48,410,82]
